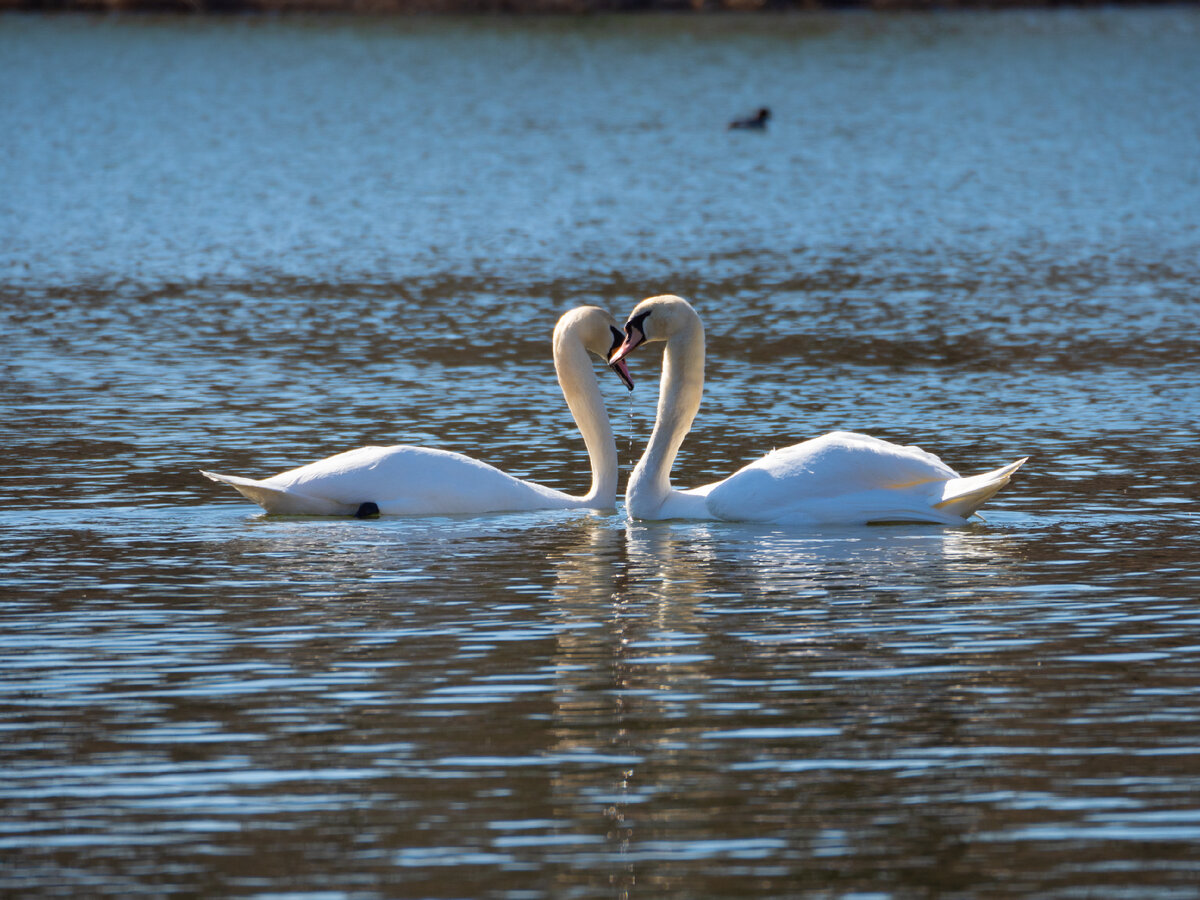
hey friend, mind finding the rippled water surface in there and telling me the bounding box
[2,9,1199,898]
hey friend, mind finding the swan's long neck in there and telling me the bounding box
[627,317,705,518]
[554,333,618,506]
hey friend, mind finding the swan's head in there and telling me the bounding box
[556,305,635,391]
[610,295,699,364]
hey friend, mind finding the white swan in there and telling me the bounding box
[202,306,633,517]
[610,295,1027,526]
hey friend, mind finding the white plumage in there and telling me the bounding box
[611,295,1026,525]
[202,306,631,516]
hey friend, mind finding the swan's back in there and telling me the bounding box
[706,431,962,524]
[278,445,573,515]
[207,445,574,516]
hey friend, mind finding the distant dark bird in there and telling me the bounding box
[729,107,770,130]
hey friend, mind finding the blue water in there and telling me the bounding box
[2,9,1199,898]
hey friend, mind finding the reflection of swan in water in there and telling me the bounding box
[202,307,633,517]
[537,513,1022,890]
[611,295,1027,526]
[541,513,716,891]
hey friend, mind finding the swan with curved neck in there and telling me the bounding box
[203,306,633,516]
[611,295,1026,525]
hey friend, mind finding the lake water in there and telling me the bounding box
[2,9,1199,897]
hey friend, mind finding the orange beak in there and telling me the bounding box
[609,357,634,391]
[609,323,645,366]
[605,325,635,391]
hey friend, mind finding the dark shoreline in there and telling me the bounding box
[1,0,1183,13]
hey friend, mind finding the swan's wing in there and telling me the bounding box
[262,445,571,516]
[771,456,1028,525]
[705,431,962,524]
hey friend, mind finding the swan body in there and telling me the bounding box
[611,295,1026,526]
[203,306,633,516]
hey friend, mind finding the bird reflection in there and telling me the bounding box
[538,514,1027,889]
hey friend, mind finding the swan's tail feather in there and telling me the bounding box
[200,470,287,510]
[934,457,1028,520]
[201,469,332,516]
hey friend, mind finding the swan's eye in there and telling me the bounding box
[625,311,650,338]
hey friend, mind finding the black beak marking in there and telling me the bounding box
[607,325,624,359]
[625,311,650,338]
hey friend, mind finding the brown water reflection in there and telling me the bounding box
[3,508,1198,896]
[4,267,1200,897]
